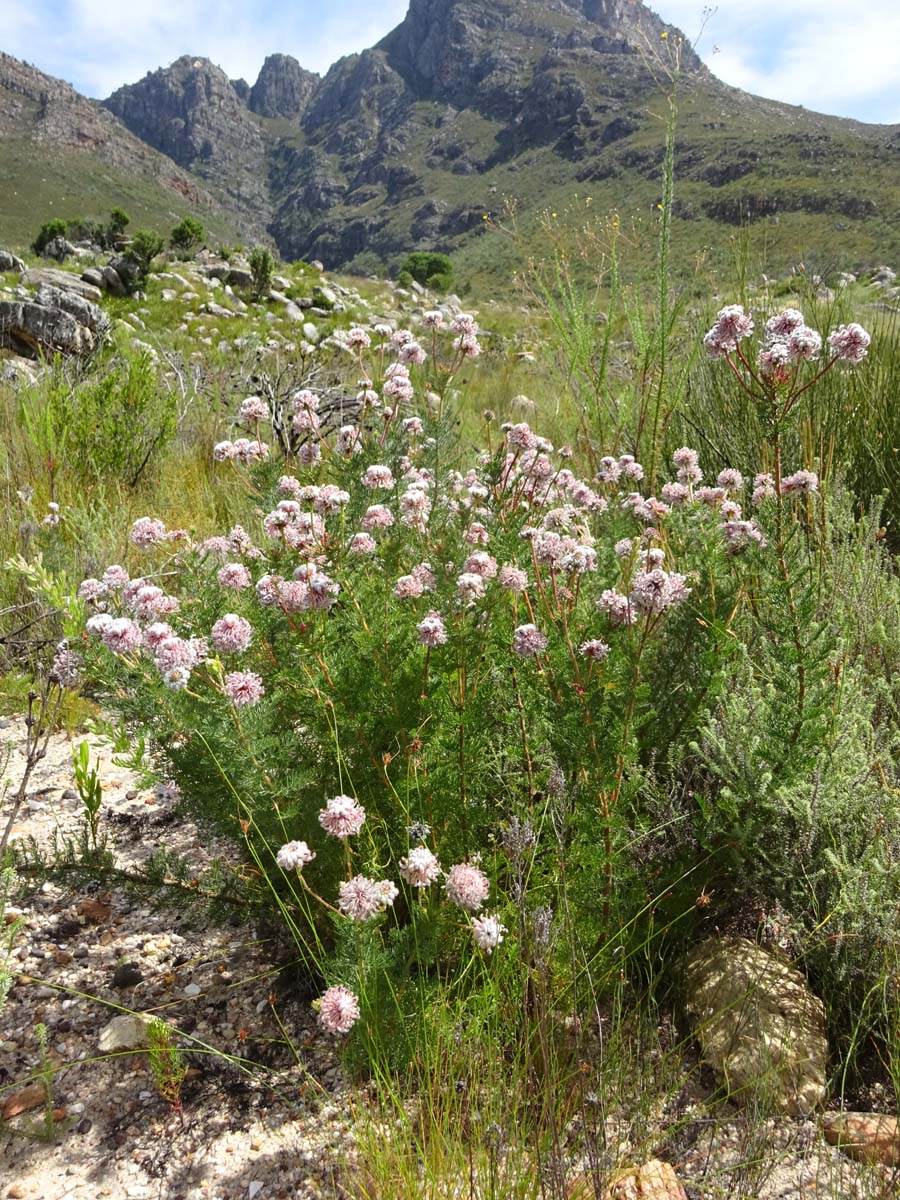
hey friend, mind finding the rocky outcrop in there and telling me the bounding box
[22,268,102,300]
[103,56,270,234]
[683,936,828,1116]
[248,54,319,119]
[0,288,108,357]
[0,249,25,274]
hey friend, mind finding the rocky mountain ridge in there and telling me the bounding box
[4,0,900,275]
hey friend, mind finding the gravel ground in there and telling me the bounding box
[1,724,894,1200]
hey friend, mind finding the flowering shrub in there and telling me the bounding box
[71,308,874,1064]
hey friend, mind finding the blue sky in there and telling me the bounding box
[5,0,900,124]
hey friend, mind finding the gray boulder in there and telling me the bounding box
[41,235,76,262]
[81,267,105,289]
[0,250,25,274]
[101,266,127,296]
[683,935,827,1115]
[34,285,110,339]
[22,268,102,301]
[0,300,96,357]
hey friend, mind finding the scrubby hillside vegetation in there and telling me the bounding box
[4,48,900,1199]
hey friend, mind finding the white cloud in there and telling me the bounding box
[657,0,900,122]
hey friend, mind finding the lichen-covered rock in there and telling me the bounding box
[569,1160,687,1199]
[683,935,827,1115]
[823,1112,900,1165]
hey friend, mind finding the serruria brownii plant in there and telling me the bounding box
[68,305,871,1064]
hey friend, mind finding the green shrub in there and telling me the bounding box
[22,353,177,488]
[401,251,454,289]
[124,230,164,289]
[31,218,68,256]
[170,216,205,254]
[248,245,275,298]
[109,208,130,239]
[396,269,413,289]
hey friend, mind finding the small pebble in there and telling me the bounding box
[183,983,202,997]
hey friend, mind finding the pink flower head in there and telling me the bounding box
[579,638,610,661]
[619,455,644,482]
[456,572,486,604]
[464,551,498,579]
[786,325,822,361]
[780,469,819,495]
[399,341,427,365]
[276,840,315,871]
[513,624,548,658]
[445,863,490,912]
[661,481,690,505]
[464,521,490,546]
[213,440,236,462]
[142,622,175,653]
[349,532,377,554]
[361,504,394,531]
[716,468,744,492]
[224,670,265,707]
[102,564,129,590]
[752,473,776,505]
[707,304,754,354]
[596,456,622,485]
[417,611,448,647]
[318,794,366,839]
[316,985,360,1036]
[400,846,441,888]
[597,589,636,627]
[338,875,397,920]
[86,613,114,638]
[101,617,142,655]
[828,323,871,363]
[218,562,251,590]
[130,517,167,548]
[239,396,270,424]
[78,578,107,602]
[298,442,321,467]
[471,914,506,954]
[279,475,302,496]
[498,564,528,593]
[210,613,253,654]
[766,309,805,338]
[422,310,445,329]
[506,423,538,453]
[255,574,283,607]
[394,574,425,600]
[346,326,371,349]
[630,568,691,615]
[337,425,362,456]
[362,465,395,490]
[292,389,320,413]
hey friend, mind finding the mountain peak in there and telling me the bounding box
[249,54,319,120]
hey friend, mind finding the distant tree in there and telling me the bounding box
[400,251,454,290]
[396,270,413,289]
[109,208,130,239]
[248,246,275,298]
[31,218,68,257]
[170,216,205,254]
[124,229,165,288]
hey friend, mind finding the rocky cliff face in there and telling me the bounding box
[104,56,270,232]
[249,54,319,119]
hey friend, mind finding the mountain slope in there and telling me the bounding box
[0,52,247,249]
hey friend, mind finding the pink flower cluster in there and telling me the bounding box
[318,794,366,839]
